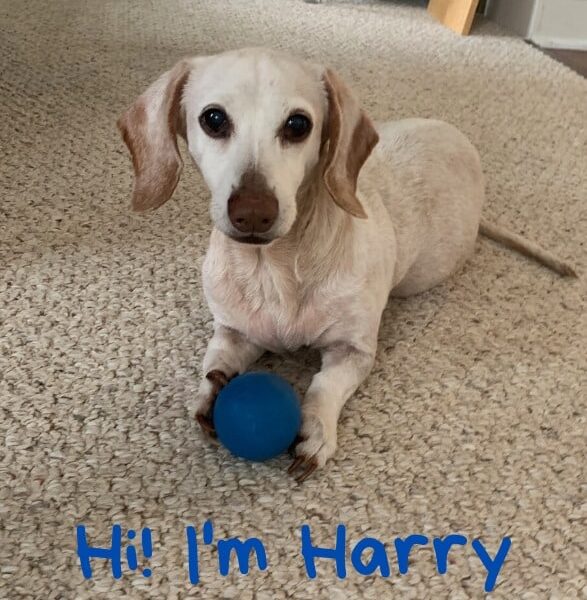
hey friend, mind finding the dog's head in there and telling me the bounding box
[118,48,378,245]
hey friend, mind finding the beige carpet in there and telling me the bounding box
[1,1,586,598]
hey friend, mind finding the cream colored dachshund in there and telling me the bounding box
[118,48,576,481]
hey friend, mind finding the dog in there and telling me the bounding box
[118,48,576,481]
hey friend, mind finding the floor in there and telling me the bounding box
[543,48,587,78]
[1,1,585,599]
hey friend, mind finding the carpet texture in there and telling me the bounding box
[1,1,586,598]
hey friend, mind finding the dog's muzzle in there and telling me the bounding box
[227,169,279,238]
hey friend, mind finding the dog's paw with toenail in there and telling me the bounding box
[288,412,337,482]
[194,369,229,439]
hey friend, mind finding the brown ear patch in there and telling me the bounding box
[347,112,379,193]
[322,68,379,219]
[117,63,190,212]
[118,103,146,176]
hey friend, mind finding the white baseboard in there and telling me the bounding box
[530,35,587,50]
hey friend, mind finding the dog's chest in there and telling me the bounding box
[203,254,344,352]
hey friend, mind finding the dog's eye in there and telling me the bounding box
[199,107,231,139]
[281,113,312,143]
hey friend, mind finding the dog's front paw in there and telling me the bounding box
[288,411,337,482]
[193,369,229,439]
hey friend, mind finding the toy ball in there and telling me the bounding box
[213,372,301,461]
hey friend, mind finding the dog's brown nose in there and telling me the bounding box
[227,170,278,234]
[228,192,278,233]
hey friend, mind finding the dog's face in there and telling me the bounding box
[118,48,378,244]
[184,50,326,243]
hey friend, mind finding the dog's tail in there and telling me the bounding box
[479,218,578,278]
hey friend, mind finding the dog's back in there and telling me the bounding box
[360,118,485,295]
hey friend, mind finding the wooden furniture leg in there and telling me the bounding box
[427,0,481,35]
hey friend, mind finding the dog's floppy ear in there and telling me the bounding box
[117,60,192,212]
[322,69,379,219]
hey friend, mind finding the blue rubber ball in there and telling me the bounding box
[213,372,301,461]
